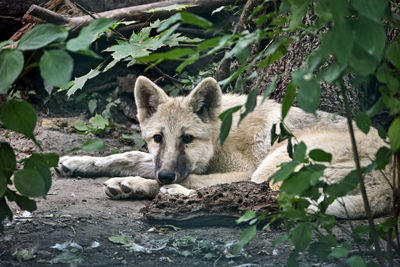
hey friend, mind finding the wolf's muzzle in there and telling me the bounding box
[157,171,175,184]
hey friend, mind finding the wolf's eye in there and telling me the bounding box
[153,134,163,143]
[182,134,194,144]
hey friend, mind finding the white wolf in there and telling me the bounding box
[57,76,393,218]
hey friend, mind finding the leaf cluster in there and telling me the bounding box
[0,100,59,230]
[228,0,400,265]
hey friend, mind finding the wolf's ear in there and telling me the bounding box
[185,77,222,122]
[135,76,169,123]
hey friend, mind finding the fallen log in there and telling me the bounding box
[27,0,245,28]
[141,181,279,227]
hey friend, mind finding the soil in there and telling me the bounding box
[0,114,387,266]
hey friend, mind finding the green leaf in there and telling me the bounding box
[0,49,24,94]
[227,31,260,64]
[0,196,13,222]
[353,15,385,61]
[219,107,241,123]
[233,225,257,254]
[329,247,348,258]
[91,114,109,130]
[257,43,288,69]
[346,256,366,267]
[349,43,379,76]
[108,235,132,245]
[325,170,358,197]
[198,37,222,51]
[40,49,73,88]
[388,117,400,151]
[0,99,37,139]
[282,82,295,120]
[18,24,68,51]
[14,169,47,197]
[236,210,256,224]
[354,112,371,134]
[322,19,354,65]
[180,12,213,28]
[378,125,387,139]
[66,18,114,52]
[287,252,299,267]
[292,69,320,114]
[0,142,16,172]
[74,121,88,132]
[38,153,59,167]
[376,65,399,95]
[375,147,392,170]
[351,0,388,21]
[308,241,331,259]
[82,139,105,152]
[66,67,101,98]
[272,234,289,247]
[138,48,195,63]
[88,99,97,114]
[219,109,233,146]
[122,133,146,148]
[24,154,52,193]
[262,76,277,103]
[13,192,37,212]
[386,42,400,71]
[291,223,312,251]
[281,165,324,195]
[293,142,306,162]
[288,0,312,29]
[0,171,8,197]
[239,88,258,124]
[309,149,332,162]
[318,62,346,83]
[176,53,199,73]
[314,0,332,22]
[271,160,299,182]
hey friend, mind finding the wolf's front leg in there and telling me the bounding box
[56,151,155,178]
[104,177,195,199]
[104,176,160,199]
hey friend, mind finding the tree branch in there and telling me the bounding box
[27,0,246,28]
[340,82,385,265]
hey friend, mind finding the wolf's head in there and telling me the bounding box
[134,76,222,185]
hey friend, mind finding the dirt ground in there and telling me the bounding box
[0,116,385,266]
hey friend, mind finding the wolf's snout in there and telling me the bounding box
[157,171,175,184]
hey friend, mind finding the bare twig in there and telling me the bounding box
[151,66,183,84]
[215,0,262,81]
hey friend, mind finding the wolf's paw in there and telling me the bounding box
[159,184,195,196]
[104,177,159,199]
[55,156,91,177]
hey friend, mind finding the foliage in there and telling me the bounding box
[61,13,209,98]
[0,18,116,228]
[222,0,400,265]
[0,100,59,230]
[74,114,110,136]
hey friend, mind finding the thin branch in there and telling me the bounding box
[340,81,385,265]
[72,1,128,41]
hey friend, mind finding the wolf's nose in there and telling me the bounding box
[158,172,175,184]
